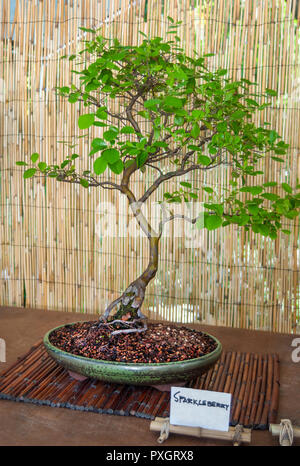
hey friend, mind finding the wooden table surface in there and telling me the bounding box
[0,306,299,447]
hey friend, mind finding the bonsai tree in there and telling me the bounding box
[17,20,300,336]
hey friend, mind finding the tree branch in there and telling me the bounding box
[139,162,218,204]
[158,214,197,236]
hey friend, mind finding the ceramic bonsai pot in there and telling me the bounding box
[43,321,222,386]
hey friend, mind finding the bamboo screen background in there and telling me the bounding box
[0,0,299,333]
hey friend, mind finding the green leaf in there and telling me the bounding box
[269,130,278,143]
[91,138,107,149]
[60,160,71,169]
[23,168,37,179]
[252,223,269,236]
[68,92,80,103]
[108,159,124,174]
[59,86,70,93]
[16,161,28,166]
[245,98,259,107]
[261,193,280,201]
[191,109,205,119]
[230,110,246,120]
[174,115,184,125]
[180,181,192,188]
[78,26,96,33]
[207,202,224,216]
[274,148,287,155]
[263,181,277,187]
[204,203,224,217]
[197,155,211,166]
[38,162,47,171]
[163,96,184,109]
[240,186,263,195]
[103,129,118,141]
[136,152,148,168]
[95,108,108,120]
[93,121,108,128]
[204,214,223,230]
[247,203,259,215]
[271,156,285,163]
[93,156,108,175]
[120,126,135,134]
[78,113,95,129]
[202,186,214,194]
[269,230,277,240]
[281,182,292,194]
[265,88,278,97]
[284,210,299,219]
[144,98,161,109]
[101,148,120,164]
[80,179,90,188]
[30,152,39,163]
[217,121,227,132]
[191,123,200,139]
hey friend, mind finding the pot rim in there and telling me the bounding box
[43,320,222,367]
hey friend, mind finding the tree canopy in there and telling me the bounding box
[18,19,300,241]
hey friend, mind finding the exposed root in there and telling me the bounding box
[110,319,148,336]
[98,279,148,337]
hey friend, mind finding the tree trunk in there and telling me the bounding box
[102,236,159,322]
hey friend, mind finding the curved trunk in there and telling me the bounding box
[102,236,159,321]
[101,163,160,328]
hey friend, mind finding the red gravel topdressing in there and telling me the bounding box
[49,321,217,364]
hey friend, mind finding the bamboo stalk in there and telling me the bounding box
[216,351,233,393]
[268,353,280,424]
[92,382,118,412]
[0,341,44,386]
[229,352,246,422]
[243,353,258,427]
[247,354,263,427]
[150,390,170,419]
[258,353,274,429]
[110,384,135,415]
[155,393,170,418]
[141,387,167,419]
[150,417,251,444]
[238,353,255,427]
[0,348,50,393]
[134,387,156,418]
[231,353,251,425]
[101,385,126,414]
[46,371,80,405]
[9,357,58,399]
[232,354,254,425]
[211,351,226,391]
[28,365,66,401]
[129,387,152,416]
[253,354,268,427]
[76,380,109,411]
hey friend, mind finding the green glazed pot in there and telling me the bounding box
[43,321,222,386]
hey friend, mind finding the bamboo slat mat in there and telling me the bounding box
[0,342,280,430]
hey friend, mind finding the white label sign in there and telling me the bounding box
[170,387,231,432]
